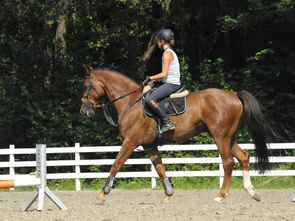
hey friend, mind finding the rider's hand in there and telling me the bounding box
[142,76,151,87]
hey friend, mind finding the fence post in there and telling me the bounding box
[75,143,81,191]
[151,164,157,189]
[9,144,15,191]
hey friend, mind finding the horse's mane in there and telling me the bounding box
[92,69,140,88]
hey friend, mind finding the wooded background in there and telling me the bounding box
[1,0,294,148]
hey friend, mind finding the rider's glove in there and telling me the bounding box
[142,76,151,87]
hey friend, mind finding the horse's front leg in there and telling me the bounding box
[98,140,138,204]
[144,145,174,203]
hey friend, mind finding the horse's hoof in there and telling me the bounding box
[253,193,261,202]
[214,193,228,203]
[244,187,260,202]
[214,196,223,203]
[162,195,172,203]
[98,191,106,205]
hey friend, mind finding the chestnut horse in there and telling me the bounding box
[80,65,270,203]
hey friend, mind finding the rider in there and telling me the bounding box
[144,29,182,133]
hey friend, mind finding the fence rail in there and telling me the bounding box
[1,143,295,191]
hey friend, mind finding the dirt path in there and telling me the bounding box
[0,189,294,221]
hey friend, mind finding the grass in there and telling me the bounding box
[1,176,294,192]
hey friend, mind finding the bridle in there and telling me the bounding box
[81,75,143,126]
[81,76,101,110]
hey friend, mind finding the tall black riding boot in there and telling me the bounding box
[147,100,175,133]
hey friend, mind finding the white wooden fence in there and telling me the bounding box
[0,143,295,191]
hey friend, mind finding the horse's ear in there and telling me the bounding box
[85,64,93,77]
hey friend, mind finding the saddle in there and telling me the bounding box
[142,84,189,117]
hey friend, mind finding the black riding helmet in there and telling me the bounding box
[155,29,174,42]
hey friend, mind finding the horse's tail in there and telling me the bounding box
[237,90,271,174]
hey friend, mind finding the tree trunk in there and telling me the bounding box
[55,0,68,62]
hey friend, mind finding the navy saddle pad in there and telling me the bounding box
[142,96,186,117]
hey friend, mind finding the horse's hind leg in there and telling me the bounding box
[214,137,235,202]
[232,143,260,201]
[144,145,174,203]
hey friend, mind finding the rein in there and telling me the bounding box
[96,86,143,110]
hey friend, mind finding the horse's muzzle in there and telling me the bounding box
[80,104,95,117]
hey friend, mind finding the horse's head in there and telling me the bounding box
[80,65,105,117]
